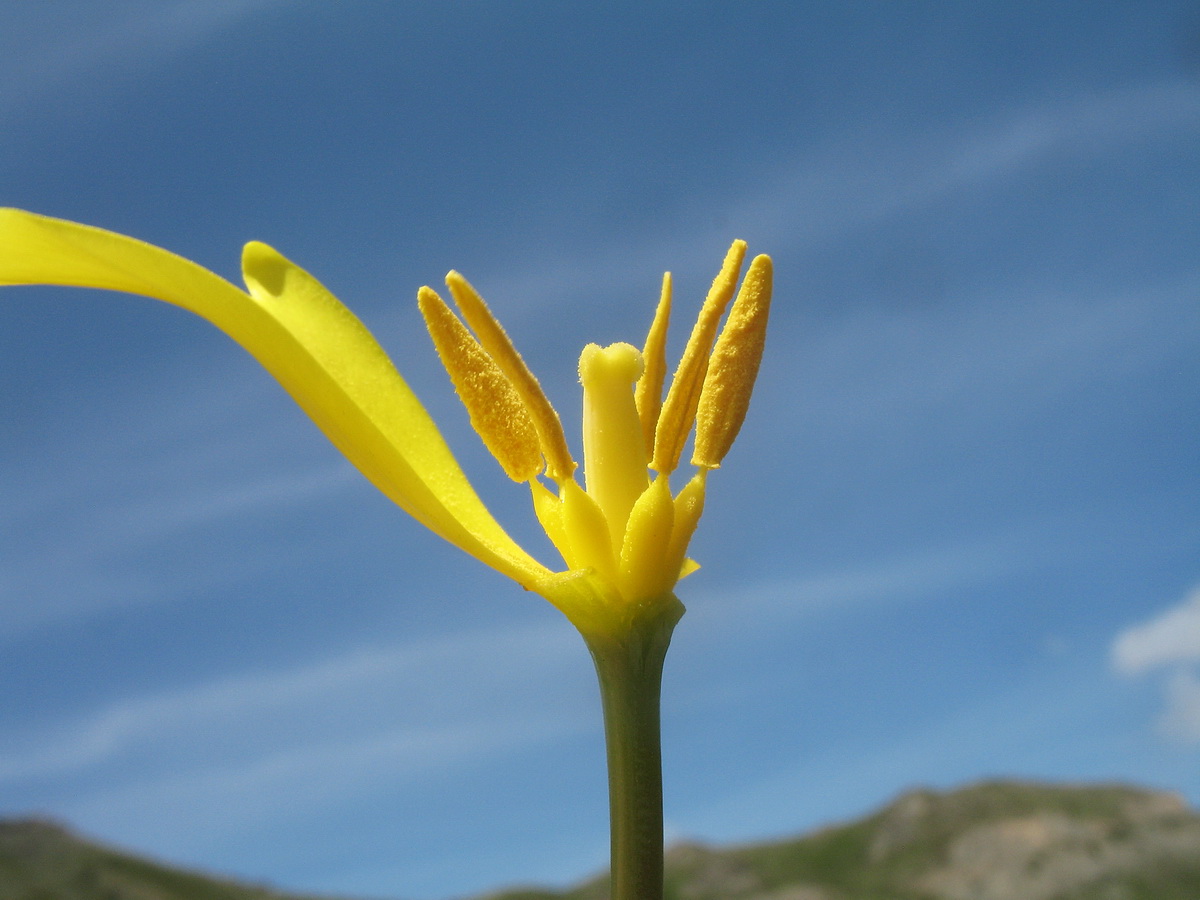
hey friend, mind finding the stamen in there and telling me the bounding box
[650,240,747,474]
[445,272,576,482]
[579,342,650,549]
[693,254,773,469]
[634,272,671,458]
[418,287,541,482]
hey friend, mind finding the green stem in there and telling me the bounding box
[584,599,683,900]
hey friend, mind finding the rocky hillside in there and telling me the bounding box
[490,780,1200,900]
[3,780,1200,900]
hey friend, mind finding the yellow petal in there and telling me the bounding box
[0,209,549,587]
[693,254,773,469]
[651,240,746,474]
[529,478,573,566]
[559,478,618,584]
[618,474,676,603]
[664,470,707,587]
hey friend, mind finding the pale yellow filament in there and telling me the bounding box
[634,272,672,458]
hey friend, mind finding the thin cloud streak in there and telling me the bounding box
[736,80,1200,251]
[413,79,1200,340]
[64,711,592,843]
[0,619,579,784]
[0,460,359,636]
[0,1,290,120]
[685,538,1014,632]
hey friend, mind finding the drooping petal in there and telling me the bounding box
[0,209,549,587]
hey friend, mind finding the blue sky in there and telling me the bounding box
[1,1,1198,898]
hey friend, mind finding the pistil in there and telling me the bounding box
[579,342,651,550]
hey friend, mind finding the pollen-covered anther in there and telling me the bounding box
[693,254,773,469]
[418,286,542,482]
[445,271,576,482]
[650,240,747,475]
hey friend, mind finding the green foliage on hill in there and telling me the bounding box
[4,780,1200,900]
[0,819,317,900]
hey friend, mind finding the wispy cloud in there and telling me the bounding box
[1113,586,1200,675]
[685,537,1015,633]
[0,0,289,120]
[0,619,583,787]
[1160,671,1200,744]
[1112,585,1200,745]
[427,78,1200,342]
[62,715,580,845]
[0,452,359,636]
[733,79,1200,252]
[0,352,367,637]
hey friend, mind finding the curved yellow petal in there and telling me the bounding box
[0,209,550,587]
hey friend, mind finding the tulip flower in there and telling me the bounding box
[0,208,771,900]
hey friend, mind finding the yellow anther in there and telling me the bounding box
[445,271,576,482]
[418,287,542,482]
[693,254,773,469]
[650,240,747,474]
[634,272,672,459]
[579,342,651,549]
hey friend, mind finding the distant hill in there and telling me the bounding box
[488,780,1200,900]
[0,818,323,900]
[4,780,1200,900]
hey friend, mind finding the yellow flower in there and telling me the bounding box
[0,209,771,638]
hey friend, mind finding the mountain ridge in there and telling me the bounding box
[4,779,1199,900]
